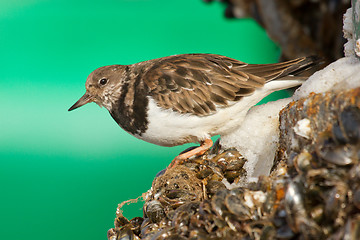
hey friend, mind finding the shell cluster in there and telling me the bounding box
[108,88,360,240]
[281,106,360,239]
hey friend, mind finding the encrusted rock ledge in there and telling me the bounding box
[108,87,360,240]
[277,87,360,164]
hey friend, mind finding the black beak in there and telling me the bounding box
[68,92,93,111]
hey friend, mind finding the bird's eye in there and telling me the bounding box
[99,78,108,85]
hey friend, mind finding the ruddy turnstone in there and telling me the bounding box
[68,54,318,161]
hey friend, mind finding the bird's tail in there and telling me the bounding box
[236,56,322,83]
[276,56,322,79]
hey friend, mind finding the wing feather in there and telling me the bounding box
[142,54,315,116]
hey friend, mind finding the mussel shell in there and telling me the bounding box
[226,159,245,171]
[224,194,251,219]
[213,150,244,167]
[206,180,226,198]
[117,227,139,240]
[316,133,357,166]
[144,200,166,223]
[107,228,117,240]
[165,189,197,202]
[324,183,347,220]
[224,170,241,183]
[140,221,159,239]
[332,122,348,144]
[196,168,213,179]
[172,202,200,229]
[211,188,228,217]
[129,217,143,236]
[293,150,313,173]
[340,106,360,144]
[284,181,306,232]
[115,215,130,228]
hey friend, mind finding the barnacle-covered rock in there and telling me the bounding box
[108,86,360,239]
[273,87,360,239]
[277,87,360,161]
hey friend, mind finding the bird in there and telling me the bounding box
[68,53,318,164]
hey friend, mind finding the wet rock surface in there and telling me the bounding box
[108,87,360,240]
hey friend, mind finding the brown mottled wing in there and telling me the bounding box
[143,54,312,116]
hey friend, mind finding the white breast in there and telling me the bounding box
[136,80,304,147]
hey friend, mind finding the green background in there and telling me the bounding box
[0,0,281,239]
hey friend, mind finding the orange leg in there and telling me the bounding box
[168,138,213,169]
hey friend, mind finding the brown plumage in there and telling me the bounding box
[143,54,317,116]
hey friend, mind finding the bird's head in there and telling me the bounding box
[68,65,127,111]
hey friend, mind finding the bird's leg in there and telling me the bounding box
[168,138,213,169]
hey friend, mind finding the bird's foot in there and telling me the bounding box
[167,138,213,169]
